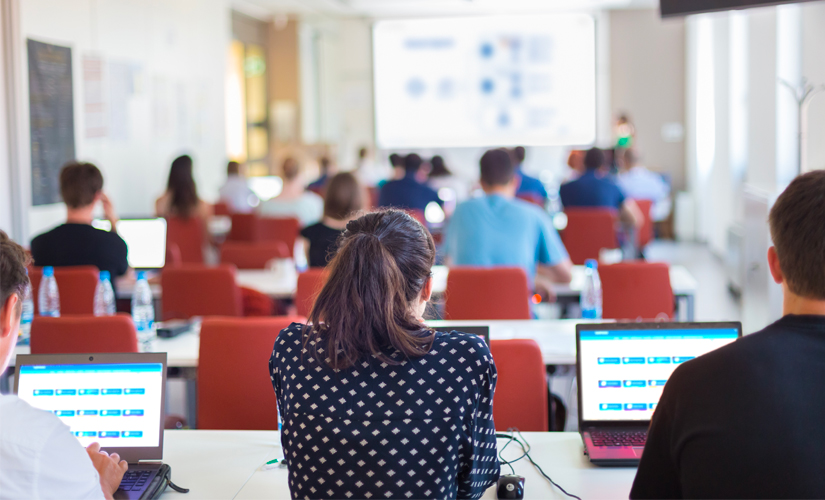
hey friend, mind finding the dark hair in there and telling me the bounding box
[227,161,241,175]
[319,157,331,173]
[584,148,605,171]
[0,231,31,314]
[282,157,299,181]
[166,155,200,218]
[404,154,422,174]
[358,147,368,159]
[428,155,451,178]
[389,154,403,167]
[513,146,526,163]
[769,170,825,299]
[60,162,103,208]
[479,149,515,186]
[305,210,436,370]
[324,173,363,220]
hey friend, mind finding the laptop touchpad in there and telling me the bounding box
[632,447,645,458]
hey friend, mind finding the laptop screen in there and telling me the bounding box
[93,218,167,269]
[578,324,739,422]
[16,361,164,448]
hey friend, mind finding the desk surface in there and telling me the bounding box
[161,430,636,499]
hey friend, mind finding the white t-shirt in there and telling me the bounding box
[218,175,259,214]
[0,395,103,500]
[258,192,324,227]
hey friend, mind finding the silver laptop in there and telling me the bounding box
[576,322,741,466]
[15,353,169,499]
[92,218,167,270]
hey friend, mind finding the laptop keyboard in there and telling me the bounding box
[590,430,647,447]
[119,470,153,492]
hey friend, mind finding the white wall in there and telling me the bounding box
[801,1,825,173]
[17,0,230,242]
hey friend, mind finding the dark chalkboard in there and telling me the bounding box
[27,39,76,206]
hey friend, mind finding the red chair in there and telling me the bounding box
[599,262,674,320]
[259,217,300,258]
[228,213,259,242]
[161,265,242,320]
[405,209,427,227]
[28,266,99,316]
[213,202,231,216]
[220,241,290,269]
[489,339,548,431]
[634,199,654,250]
[367,187,380,209]
[166,217,205,264]
[561,208,619,265]
[444,267,531,320]
[295,268,328,318]
[30,314,138,354]
[198,316,305,430]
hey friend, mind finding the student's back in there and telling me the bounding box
[31,224,127,277]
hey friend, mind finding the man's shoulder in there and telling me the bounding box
[0,395,66,449]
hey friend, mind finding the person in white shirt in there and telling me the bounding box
[0,231,127,500]
[218,161,259,213]
[258,157,323,227]
[616,147,672,222]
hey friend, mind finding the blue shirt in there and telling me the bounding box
[515,167,548,201]
[307,173,329,191]
[445,194,569,284]
[270,323,500,500]
[378,173,442,212]
[559,170,626,209]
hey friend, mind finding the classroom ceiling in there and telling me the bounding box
[233,0,659,19]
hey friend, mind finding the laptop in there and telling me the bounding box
[92,218,167,270]
[15,353,170,499]
[576,322,741,466]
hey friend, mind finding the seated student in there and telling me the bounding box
[631,170,825,498]
[259,157,323,227]
[0,231,128,500]
[615,148,671,222]
[559,147,643,229]
[378,153,443,213]
[354,146,388,187]
[300,172,363,268]
[427,155,469,208]
[31,162,128,281]
[512,146,548,205]
[270,210,499,499]
[307,156,334,194]
[445,149,573,299]
[155,155,213,220]
[218,160,259,213]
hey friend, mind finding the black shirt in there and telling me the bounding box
[30,224,129,279]
[631,315,825,499]
[300,222,343,268]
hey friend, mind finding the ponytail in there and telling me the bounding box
[305,210,436,370]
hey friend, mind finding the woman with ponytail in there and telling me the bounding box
[269,209,499,500]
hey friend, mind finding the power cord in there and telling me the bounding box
[496,429,582,500]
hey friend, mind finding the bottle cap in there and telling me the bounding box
[100,270,111,281]
[43,266,54,277]
[585,259,598,270]
[137,271,147,281]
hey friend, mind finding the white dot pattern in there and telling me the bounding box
[269,323,500,499]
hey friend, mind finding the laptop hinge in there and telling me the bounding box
[137,460,163,465]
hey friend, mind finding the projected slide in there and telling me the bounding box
[373,14,596,148]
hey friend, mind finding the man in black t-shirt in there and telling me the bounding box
[30,162,128,281]
[631,170,825,498]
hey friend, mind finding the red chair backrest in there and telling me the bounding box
[166,217,205,264]
[198,316,305,430]
[30,314,138,354]
[228,213,259,242]
[213,202,231,216]
[444,267,531,320]
[561,208,619,265]
[161,265,242,320]
[599,261,674,320]
[634,199,654,249]
[295,268,328,318]
[258,217,300,258]
[28,266,99,316]
[220,241,290,269]
[490,339,548,431]
[367,187,380,209]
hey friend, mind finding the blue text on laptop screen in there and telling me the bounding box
[580,328,738,422]
[17,363,163,447]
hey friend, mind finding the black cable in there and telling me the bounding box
[495,430,582,500]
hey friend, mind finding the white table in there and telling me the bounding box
[161,430,637,499]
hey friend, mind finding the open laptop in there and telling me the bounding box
[15,353,170,499]
[576,322,741,466]
[92,218,167,270]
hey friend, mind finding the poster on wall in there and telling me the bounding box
[27,39,76,206]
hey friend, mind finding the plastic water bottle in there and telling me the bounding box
[131,272,155,350]
[38,266,60,317]
[93,271,116,316]
[19,271,34,344]
[580,259,603,319]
